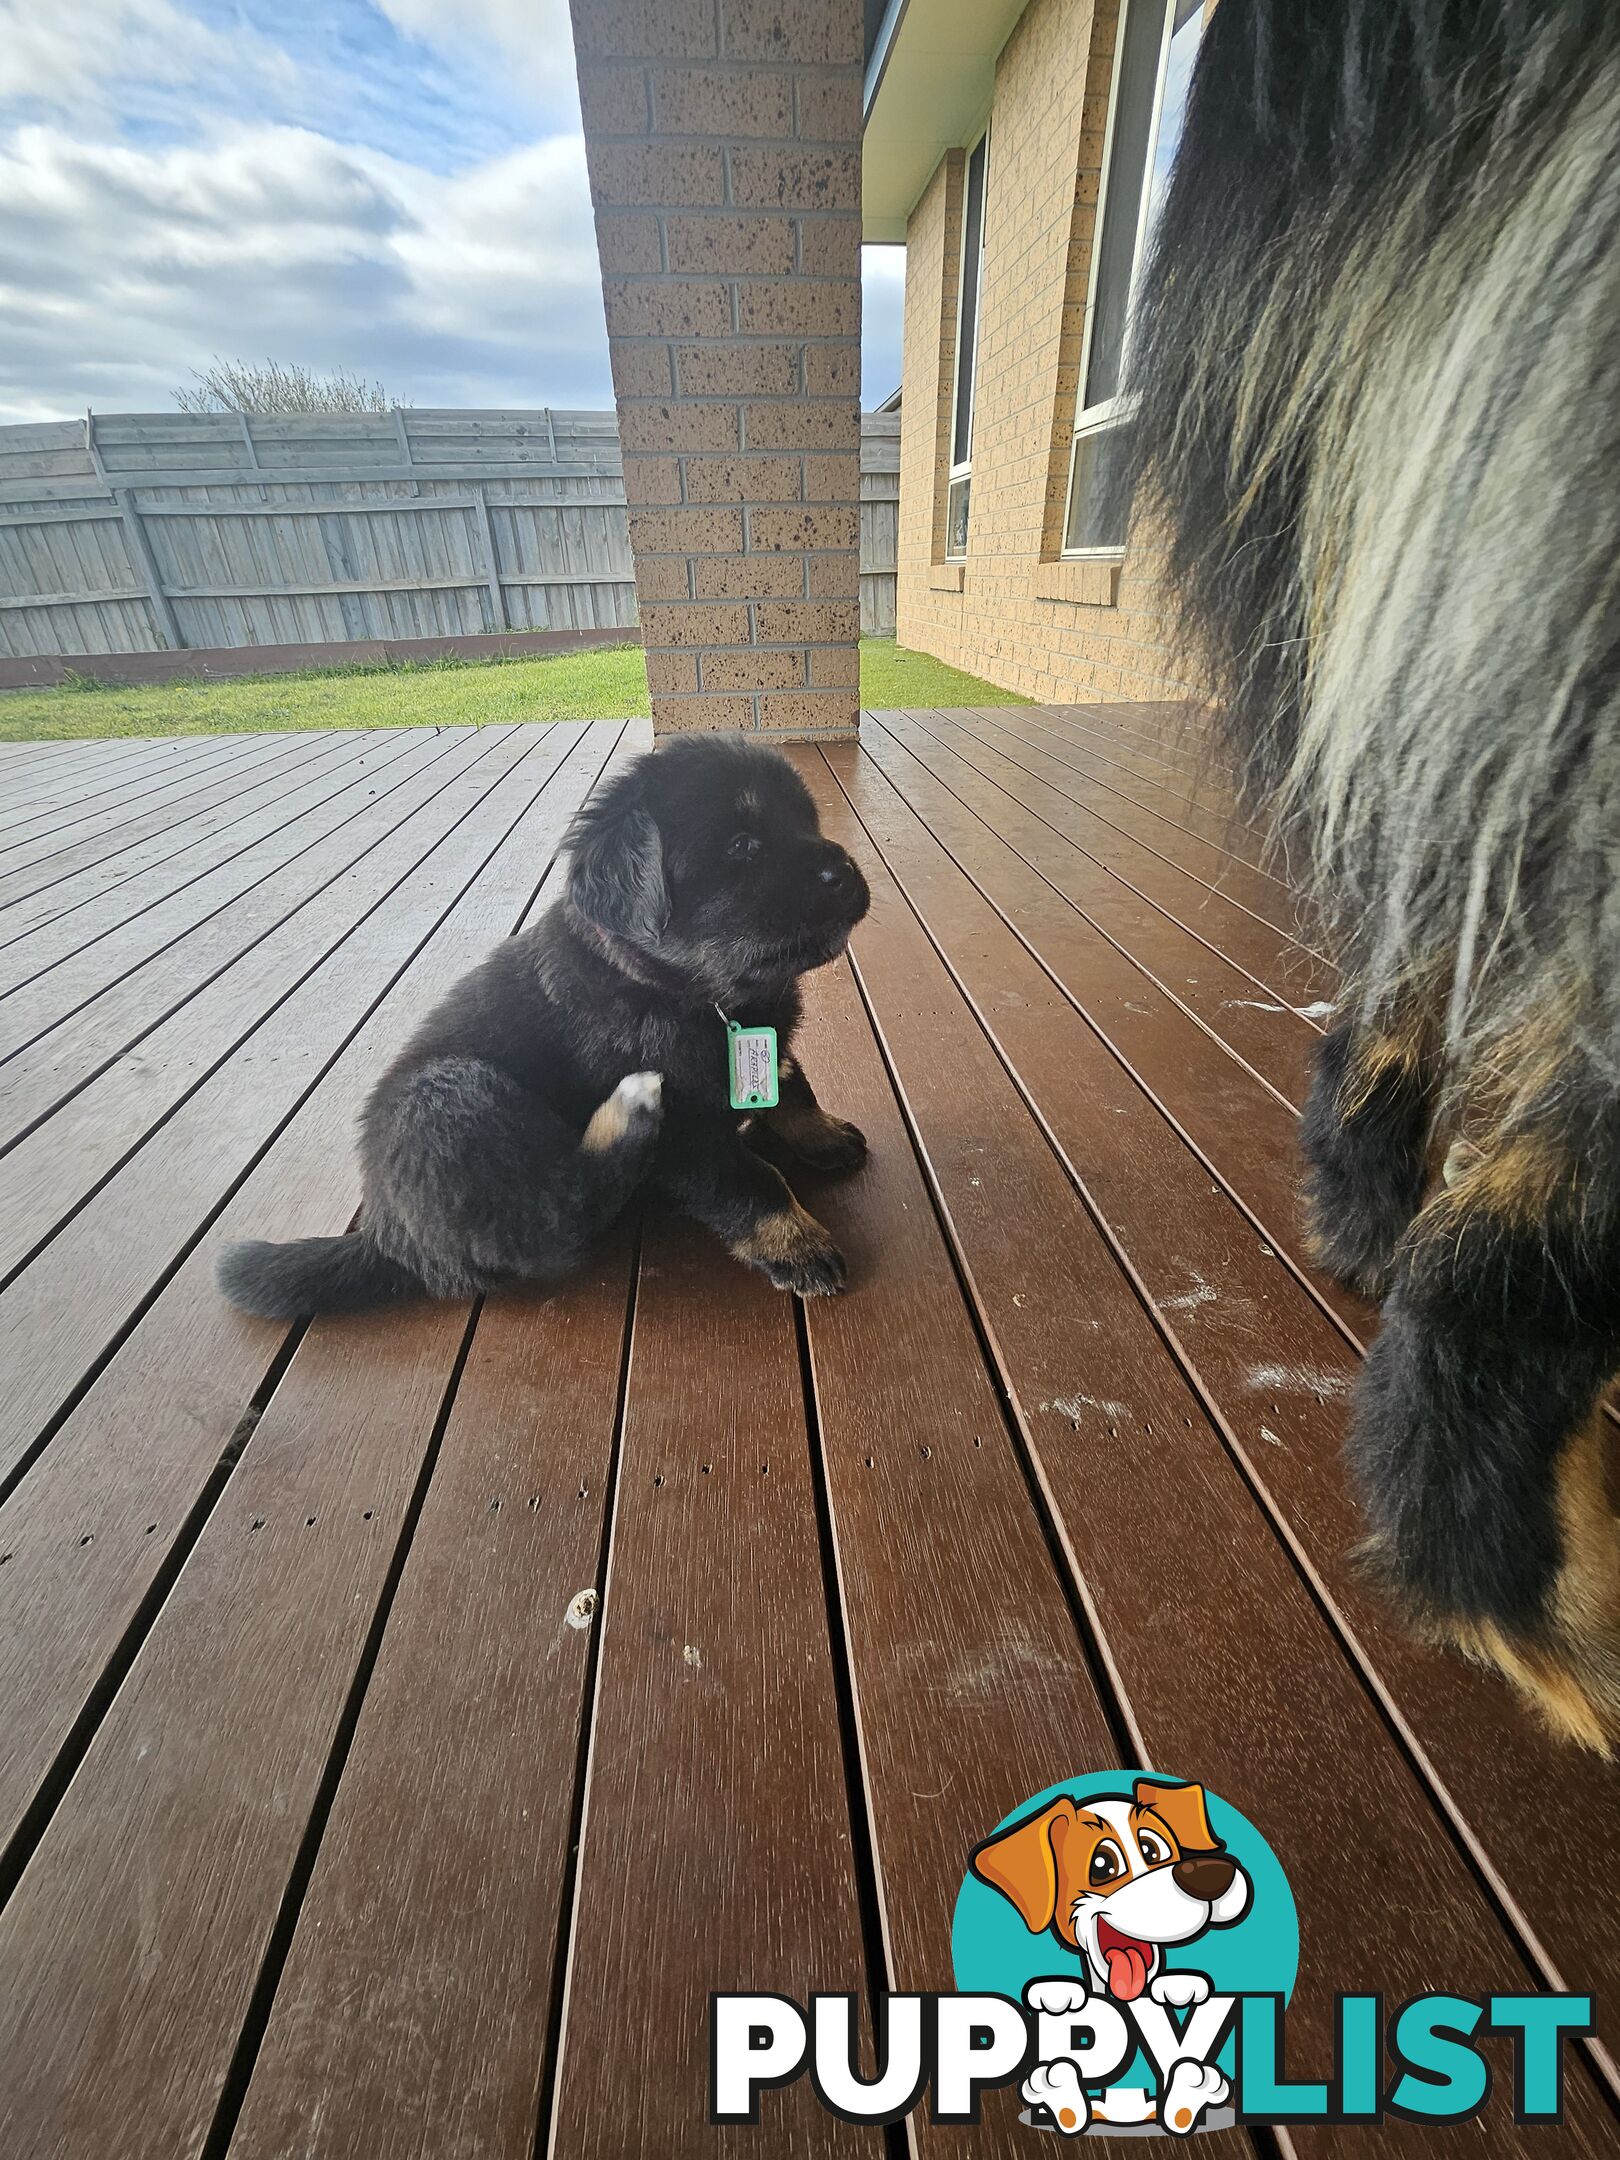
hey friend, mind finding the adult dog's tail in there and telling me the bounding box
[216,1232,422,1319]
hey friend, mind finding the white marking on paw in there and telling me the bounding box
[616,1070,662,1111]
[1161,2058,1229,2136]
[1149,1971,1210,2009]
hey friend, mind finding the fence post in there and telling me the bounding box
[238,412,268,502]
[113,489,186,651]
[393,407,419,496]
[471,486,509,632]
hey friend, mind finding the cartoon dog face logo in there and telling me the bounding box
[970,1778,1251,2002]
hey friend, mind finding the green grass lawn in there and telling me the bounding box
[0,639,1027,743]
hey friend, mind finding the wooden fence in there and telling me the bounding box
[0,408,900,659]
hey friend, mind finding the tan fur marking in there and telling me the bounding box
[1430,1129,1576,1233]
[1439,1618,1612,1755]
[732,1198,834,1268]
[581,1096,631,1153]
[1335,1010,1436,1122]
[1425,1412,1619,1753]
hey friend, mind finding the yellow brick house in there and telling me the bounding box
[864,0,1205,703]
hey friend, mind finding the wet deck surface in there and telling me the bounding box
[0,708,1615,2157]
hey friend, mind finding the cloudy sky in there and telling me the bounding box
[0,0,906,427]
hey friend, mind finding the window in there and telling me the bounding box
[944,128,989,560]
[1062,0,1202,555]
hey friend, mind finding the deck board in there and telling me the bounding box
[0,733,337,893]
[0,710,1616,2156]
[0,729,426,1009]
[807,746,1620,2147]
[223,1245,637,2160]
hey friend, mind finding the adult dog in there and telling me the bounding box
[217,736,869,1316]
[1128,0,1620,1744]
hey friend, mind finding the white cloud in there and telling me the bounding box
[0,2,908,426]
[0,0,294,110]
[374,0,579,113]
[0,119,612,422]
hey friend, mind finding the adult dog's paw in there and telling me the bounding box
[734,1202,847,1297]
[1160,2059,1229,2137]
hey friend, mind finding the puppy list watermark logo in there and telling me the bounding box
[712,1770,1593,2137]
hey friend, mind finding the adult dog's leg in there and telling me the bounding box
[659,1118,846,1295]
[1301,1009,1439,1298]
[756,1055,867,1172]
[1350,1115,1620,1748]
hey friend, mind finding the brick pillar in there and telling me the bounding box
[571,0,863,738]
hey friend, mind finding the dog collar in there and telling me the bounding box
[571,910,714,1008]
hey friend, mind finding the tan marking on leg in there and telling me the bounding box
[581,1072,661,1154]
[1432,1129,1576,1232]
[582,1097,631,1153]
[1423,1415,1619,1753]
[1439,1619,1613,1754]
[1334,1002,1440,1122]
[731,1197,835,1269]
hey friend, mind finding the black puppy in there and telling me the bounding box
[217,736,870,1317]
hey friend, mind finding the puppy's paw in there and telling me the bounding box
[733,1201,847,1297]
[617,1070,663,1117]
[783,1113,868,1174]
[1149,1971,1210,2010]
[582,1070,663,1154]
[1160,2059,1228,2137]
[1021,2060,1092,2136]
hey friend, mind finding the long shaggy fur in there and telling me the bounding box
[1126,0,1620,1743]
[1129,0,1620,1076]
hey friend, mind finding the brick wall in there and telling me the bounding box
[895,0,1197,706]
[571,0,864,737]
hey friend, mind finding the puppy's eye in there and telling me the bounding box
[1088,1839,1127,1887]
[1137,1831,1172,1867]
[727,833,761,862]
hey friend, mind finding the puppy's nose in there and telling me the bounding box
[1172,1854,1236,1901]
[816,846,858,894]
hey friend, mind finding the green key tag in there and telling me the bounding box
[726,1021,779,1111]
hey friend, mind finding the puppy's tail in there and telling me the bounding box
[216,1231,422,1319]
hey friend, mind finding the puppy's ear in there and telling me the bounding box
[970,1797,1078,1936]
[1133,1778,1221,1855]
[568,802,669,945]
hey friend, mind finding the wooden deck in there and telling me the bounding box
[0,708,1614,2157]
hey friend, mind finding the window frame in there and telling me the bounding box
[943,124,990,563]
[1060,0,1192,560]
